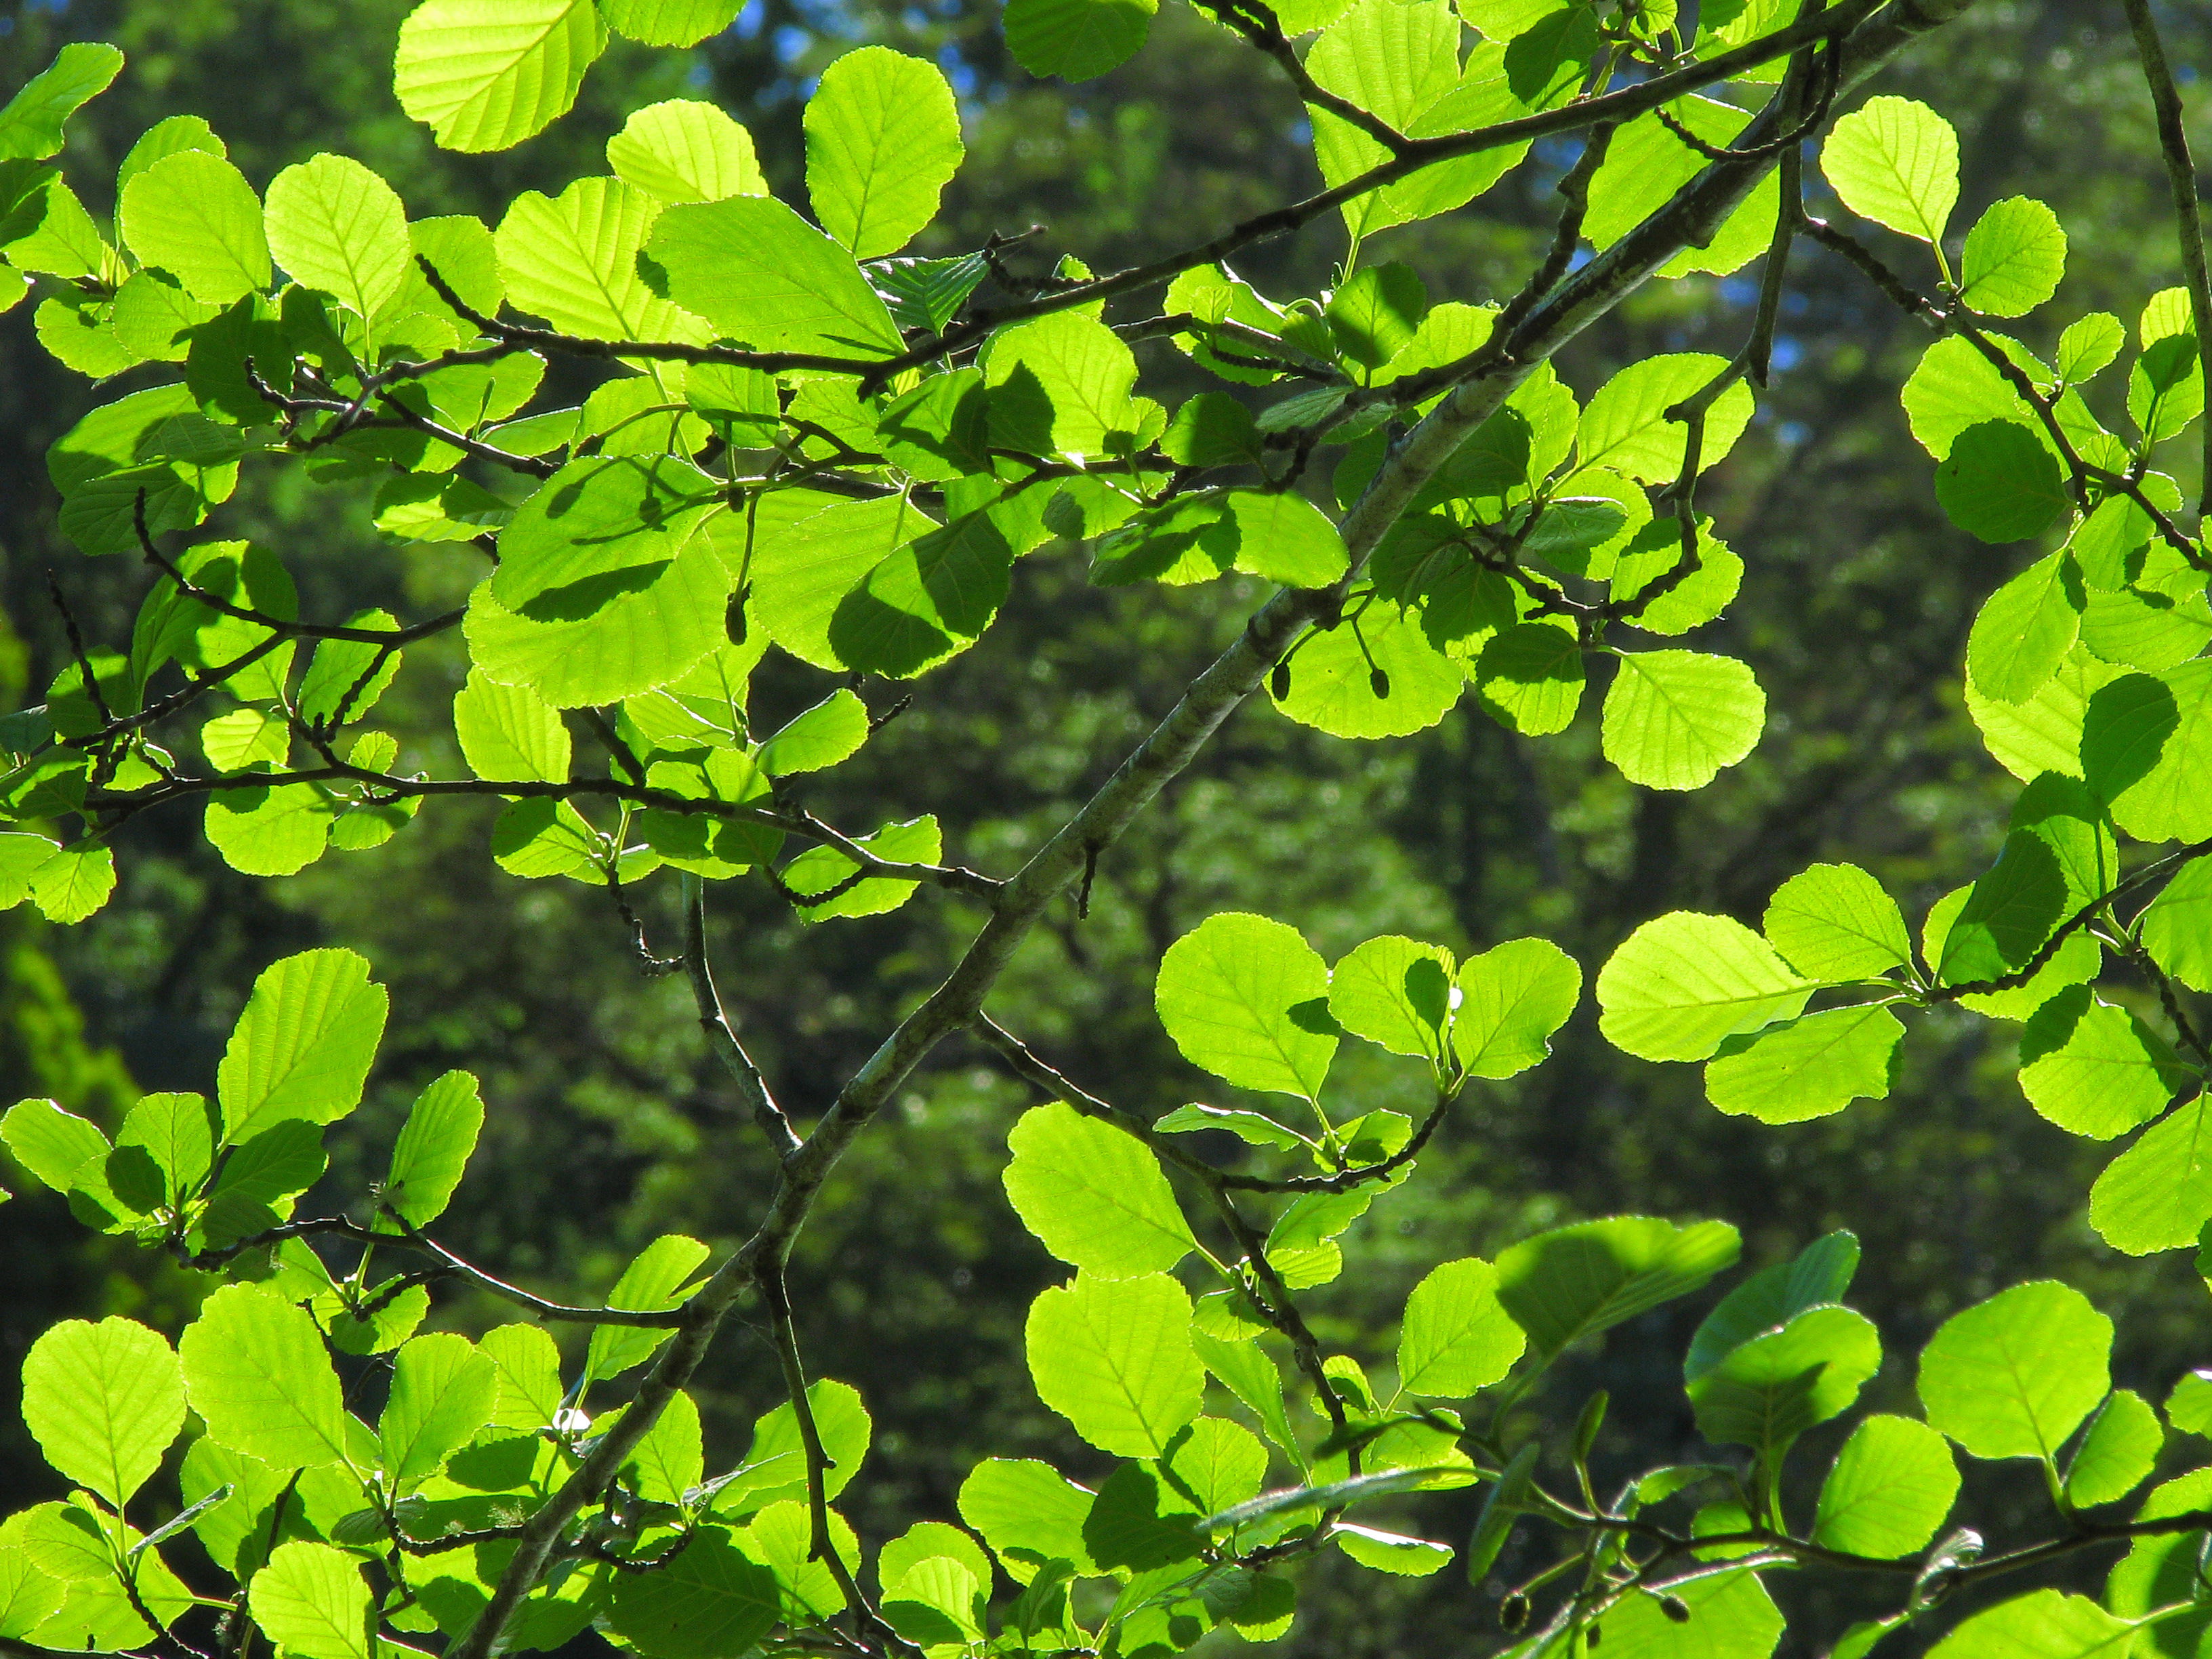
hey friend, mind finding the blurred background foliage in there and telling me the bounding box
[0,0,2203,1650]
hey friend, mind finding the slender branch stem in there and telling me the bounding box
[2119,0,2212,518]
[683,873,802,1160]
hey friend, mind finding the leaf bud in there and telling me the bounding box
[1660,1596,1691,1624]
[1499,1593,1530,1634]
[1270,661,1291,700]
[1368,668,1390,698]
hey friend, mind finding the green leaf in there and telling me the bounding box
[1002,1101,1196,1277]
[466,528,730,708]
[205,783,335,878]
[2090,1091,2212,1254]
[804,47,963,260]
[1493,1216,1740,1359]
[1762,863,1912,981]
[586,1233,710,1382]
[1275,597,1464,738]
[1026,1272,1203,1458]
[119,150,270,306]
[248,1541,370,1659]
[759,691,867,776]
[1155,912,1336,1099]
[828,510,1014,678]
[28,842,116,924]
[1584,97,1781,280]
[1704,1005,1904,1125]
[2142,860,2212,991]
[380,1069,484,1229]
[493,455,721,615]
[380,1332,499,1490]
[958,1458,1100,1582]
[710,1379,872,1515]
[985,310,1140,459]
[497,176,699,342]
[1597,912,1815,1063]
[1326,263,1427,370]
[20,1318,184,1507]
[2018,987,2190,1140]
[781,815,941,920]
[454,672,570,783]
[1578,354,1755,483]
[600,0,743,45]
[393,0,606,153]
[2131,332,2204,443]
[1968,550,2084,703]
[1395,1258,1525,1397]
[1917,1279,2112,1460]
[1601,649,1765,790]
[1082,1462,1202,1572]
[217,947,389,1143]
[1938,421,2070,544]
[1811,1414,1959,1558]
[1474,619,1584,735]
[750,494,933,669]
[1333,1524,1452,1576]
[0,43,124,161]
[878,1522,993,1600]
[1820,94,1959,243]
[1960,197,2067,317]
[1452,937,1582,1078]
[608,1528,780,1659]
[2057,313,2126,386]
[1220,491,1351,588]
[196,1121,329,1248]
[1925,1591,2132,1659]
[0,1544,68,1641]
[115,1092,216,1208]
[1687,1230,1859,1380]
[608,99,763,203]
[1155,1103,1313,1152]
[1687,1305,1881,1460]
[2087,660,2212,842]
[264,154,411,321]
[2062,1389,2160,1508]
[481,1323,564,1431]
[1585,1568,1781,1659]
[180,1283,352,1468]
[1329,935,1453,1061]
[647,194,905,358]
[627,1390,705,1505]
[1003,0,1157,81]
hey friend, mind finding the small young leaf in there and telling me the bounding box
[1329,935,1454,1061]
[2062,1389,2161,1508]
[1452,938,1581,1079]
[1959,197,2067,318]
[380,1069,485,1229]
[586,1234,711,1382]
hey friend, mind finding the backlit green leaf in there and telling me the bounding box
[608,99,763,204]
[1004,0,1157,81]
[586,1233,710,1382]
[1329,935,1453,1061]
[1452,937,1581,1078]
[2089,1091,2212,1255]
[1704,1004,1903,1124]
[1925,1590,2132,1659]
[0,43,124,161]
[1602,649,1765,789]
[393,0,605,153]
[1002,1101,1196,1277]
[1688,1305,1881,1460]
[1396,1258,1525,1396]
[264,154,410,321]
[380,1069,485,1229]
[217,947,388,1143]
[1968,550,2084,702]
[1762,863,1912,981]
[1275,597,1464,738]
[2019,987,2190,1140]
[1578,354,1754,483]
[119,150,269,305]
[1597,912,1814,1063]
[647,194,905,358]
[1811,1414,1959,1559]
[805,47,963,259]
[1821,94,1959,243]
[20,1318,184,1507]
[1026,1272,1203,1458]
[600,0,743,45]
[180,1283,352,1467]
[1155,912,1336,1099]
[249,1541,370,1659]
[1960,197,2067,317]
[1494,1215,1740,1358]
[2062,1388,2160,1508]
[497,176,700,342]
[380,1331,499,1489]
[958,1458,1099,1582]
[608,1529,779,1659]
[1917,1280,2111,1460]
